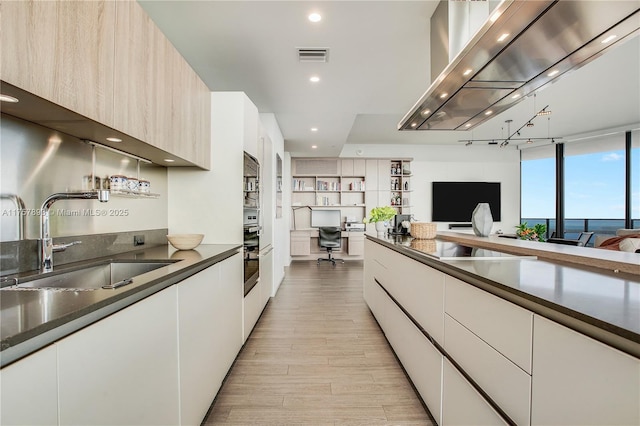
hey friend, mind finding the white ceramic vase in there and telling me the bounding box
[375,221,388,237]
[472,203,493,237]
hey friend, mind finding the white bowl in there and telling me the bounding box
[167,234,204,250]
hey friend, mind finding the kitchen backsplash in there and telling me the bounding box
[0,228,169,275]
[0,114,168,242]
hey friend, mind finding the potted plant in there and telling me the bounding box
[363,206,397,236]
[515,222,547,242]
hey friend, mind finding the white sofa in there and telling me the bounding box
[594,228,640,251]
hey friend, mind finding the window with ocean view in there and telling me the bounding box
[521,130,638,245]
[564,135,625,239]
[521,144,556,238]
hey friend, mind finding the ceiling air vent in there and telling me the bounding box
[297,48,329,63]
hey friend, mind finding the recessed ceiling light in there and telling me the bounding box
[311,145,317,149]
[106,137,122,143]
[547,69,559,77]
[309,75,320,83]
[308,13,321,23]
[497,33,509,42]
[439,93,448,99]
[164,158,175,163]
[485,110,493,116]
[601,34,617,44]
[463,68,473,76]
[0,94,19,103]
[311,127,318,132]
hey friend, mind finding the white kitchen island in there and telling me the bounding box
[364,234,639,426]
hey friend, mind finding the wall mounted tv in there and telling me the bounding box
[432,182,501,222]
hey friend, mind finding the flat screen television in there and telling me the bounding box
[310,209,341,227]
[432,182,501,222]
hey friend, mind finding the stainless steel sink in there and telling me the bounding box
[2,261,176,291]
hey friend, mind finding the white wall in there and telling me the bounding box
[0,115,168,241]
[259,113,287,292]
[339,144,521,232]
[167,93,250,244]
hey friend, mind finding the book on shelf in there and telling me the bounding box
[316,180,341,191]
[347,181,365,191]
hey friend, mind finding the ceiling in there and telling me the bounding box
[139,1,640,157]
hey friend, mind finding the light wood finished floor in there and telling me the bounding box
[203,260,435,425]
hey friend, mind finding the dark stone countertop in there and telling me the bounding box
[0,244,241,368]
[368,234,640,358]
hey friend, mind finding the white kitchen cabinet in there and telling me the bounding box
[217,252,245,362]
[378,246,445,344]
[57,286,180,425]
[364,159,379,190]
[531,315,640,425]
[383,290,443,424]
[445,275,533,373]
[178,253,243,426]
[444,314,531,425]
[0,344,58,426]
[442,358,507,426]
[260,248,274,305]
[347,233,365,256]
[363,240,377,317]
[243,280,262,342]
[340,158,366,177]
[376,160,391,190]
[291,231,311,256]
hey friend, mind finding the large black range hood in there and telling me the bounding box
[398,0,640,131]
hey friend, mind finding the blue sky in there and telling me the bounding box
[522,148,639,219]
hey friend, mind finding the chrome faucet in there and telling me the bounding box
[40,190,109,272]
[0,193,26,239]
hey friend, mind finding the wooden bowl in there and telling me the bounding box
[167,234,204,250]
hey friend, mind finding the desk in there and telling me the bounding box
[290,230,365,259]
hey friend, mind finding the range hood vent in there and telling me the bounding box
[399,0,640,131]
[297,48,329,63]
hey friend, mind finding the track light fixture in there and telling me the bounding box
[457,105,562,147]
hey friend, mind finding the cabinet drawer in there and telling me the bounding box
[291,232,311,256]
[442,358,507,426]
[385,293,443,424]
[387,253,445,344]
[347,234,364,255]
[445,314,531,425]
[365,239,391,286]
[445,276,533,373]
[367,240,445,343]
[532,315,640,425]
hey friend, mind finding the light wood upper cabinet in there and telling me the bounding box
[113,0,165,147]
[1,1,116,126]
[113,0,211,169]
[2,0,211,169]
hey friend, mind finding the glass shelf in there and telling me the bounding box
[110,189,160,199]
